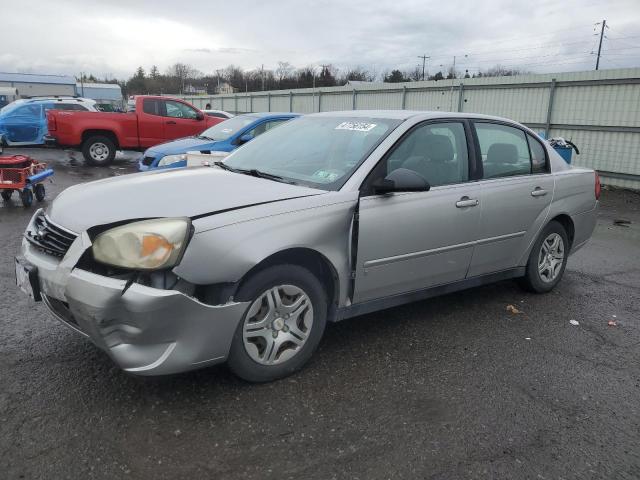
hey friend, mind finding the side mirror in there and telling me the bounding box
[237,133,253,144]
[196,112,204,121]
[372,168,430,195]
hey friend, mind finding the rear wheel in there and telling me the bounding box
[34,184,46,202]
[20,189,33,207]
[519,220,569,293]
[82,135,116,166]
[1,190,12,201]
[228,264,328,382]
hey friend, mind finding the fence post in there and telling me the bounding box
[545,78,557,137]
[249,94,253,113]
[457,83,464,112]
[289,91,293,112]
[352,89,357,110]
[318,90,322,112]
[401,85,407,109]
[234,95,238,114]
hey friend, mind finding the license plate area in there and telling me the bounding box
[15,256,42,301]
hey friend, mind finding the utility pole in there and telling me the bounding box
[417,54,429,81]
[595,19,607,70]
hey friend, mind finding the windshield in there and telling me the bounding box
[224,116,401,190]
[199,115,258,141]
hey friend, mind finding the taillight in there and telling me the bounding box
[595,172,601,200]
[47,113,56,132]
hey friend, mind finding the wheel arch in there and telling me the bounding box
[547,213,575,249]
[235,247,340,321]
[81,129,119,148]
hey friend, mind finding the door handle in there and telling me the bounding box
[531,187,548,197]
[166,121,177,125]
[456,196,479,208]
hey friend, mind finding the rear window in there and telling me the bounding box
[142,99,161,115]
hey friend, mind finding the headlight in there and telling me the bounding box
[158,154,187,167]
[93,218,191,270]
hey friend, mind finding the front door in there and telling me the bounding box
[162,99,206,141]
[354,121,481,304]
[467,122,554,277]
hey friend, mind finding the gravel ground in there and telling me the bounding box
[1,147,639,479]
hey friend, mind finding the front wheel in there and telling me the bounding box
[82,135,116,166]
[519,220,569,293]
[228,264,328,382]
[1,190,12,201]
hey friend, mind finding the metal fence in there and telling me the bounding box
[178,68,640,189]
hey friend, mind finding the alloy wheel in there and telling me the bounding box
[538,232,565,283]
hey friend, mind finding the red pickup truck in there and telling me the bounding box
[45,95,223,166]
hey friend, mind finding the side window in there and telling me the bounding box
[164,100,198,119]
[527,134,548,173]
[143,99,161,116]
[381,122,469,188]
[244,120,287,139]
[475,123,531,179]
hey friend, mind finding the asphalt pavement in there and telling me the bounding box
[1,147,639,480]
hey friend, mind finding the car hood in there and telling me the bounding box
[48,167,325,233]
[146,137,224,156]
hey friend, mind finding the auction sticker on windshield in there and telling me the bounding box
[335,121,377,132]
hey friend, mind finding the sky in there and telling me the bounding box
[2,0,640,80]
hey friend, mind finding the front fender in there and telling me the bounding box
[173,192,358,306]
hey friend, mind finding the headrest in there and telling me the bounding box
[487,143,519,164]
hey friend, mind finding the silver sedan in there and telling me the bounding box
[16,111,599,382]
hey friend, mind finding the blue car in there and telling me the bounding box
[0,97,97,146]
[138,112,300,171]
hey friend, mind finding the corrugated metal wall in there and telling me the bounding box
[178,68,640,189]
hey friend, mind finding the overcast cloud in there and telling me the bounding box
[2,0,639,80]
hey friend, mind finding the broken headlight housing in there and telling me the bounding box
[92,218,191,270]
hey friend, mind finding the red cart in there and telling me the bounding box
[0,155,54,207]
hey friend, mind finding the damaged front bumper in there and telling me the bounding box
[20,210,249,375]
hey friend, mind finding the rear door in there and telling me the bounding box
[354,120,481,303]
[467,121,554,277]
[2,104,46,145]
[137,98,166,147]
[162,100,206,140]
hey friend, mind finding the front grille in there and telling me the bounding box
[25,213,77,257]
[142,156,155,166]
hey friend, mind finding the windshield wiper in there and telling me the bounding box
[214,162,296,184]
[213,161,235,171]
[196,135,215,140]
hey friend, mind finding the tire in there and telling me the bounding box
[34,184,46,202]
[1,190,12,201]
[519,220,569,293]
[228,264,328,382]
[20,189,33,207]
[82,135,116,166]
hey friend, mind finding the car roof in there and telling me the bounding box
[239,112,300,119]
[17,97,95,104]
[308,109,516,123]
